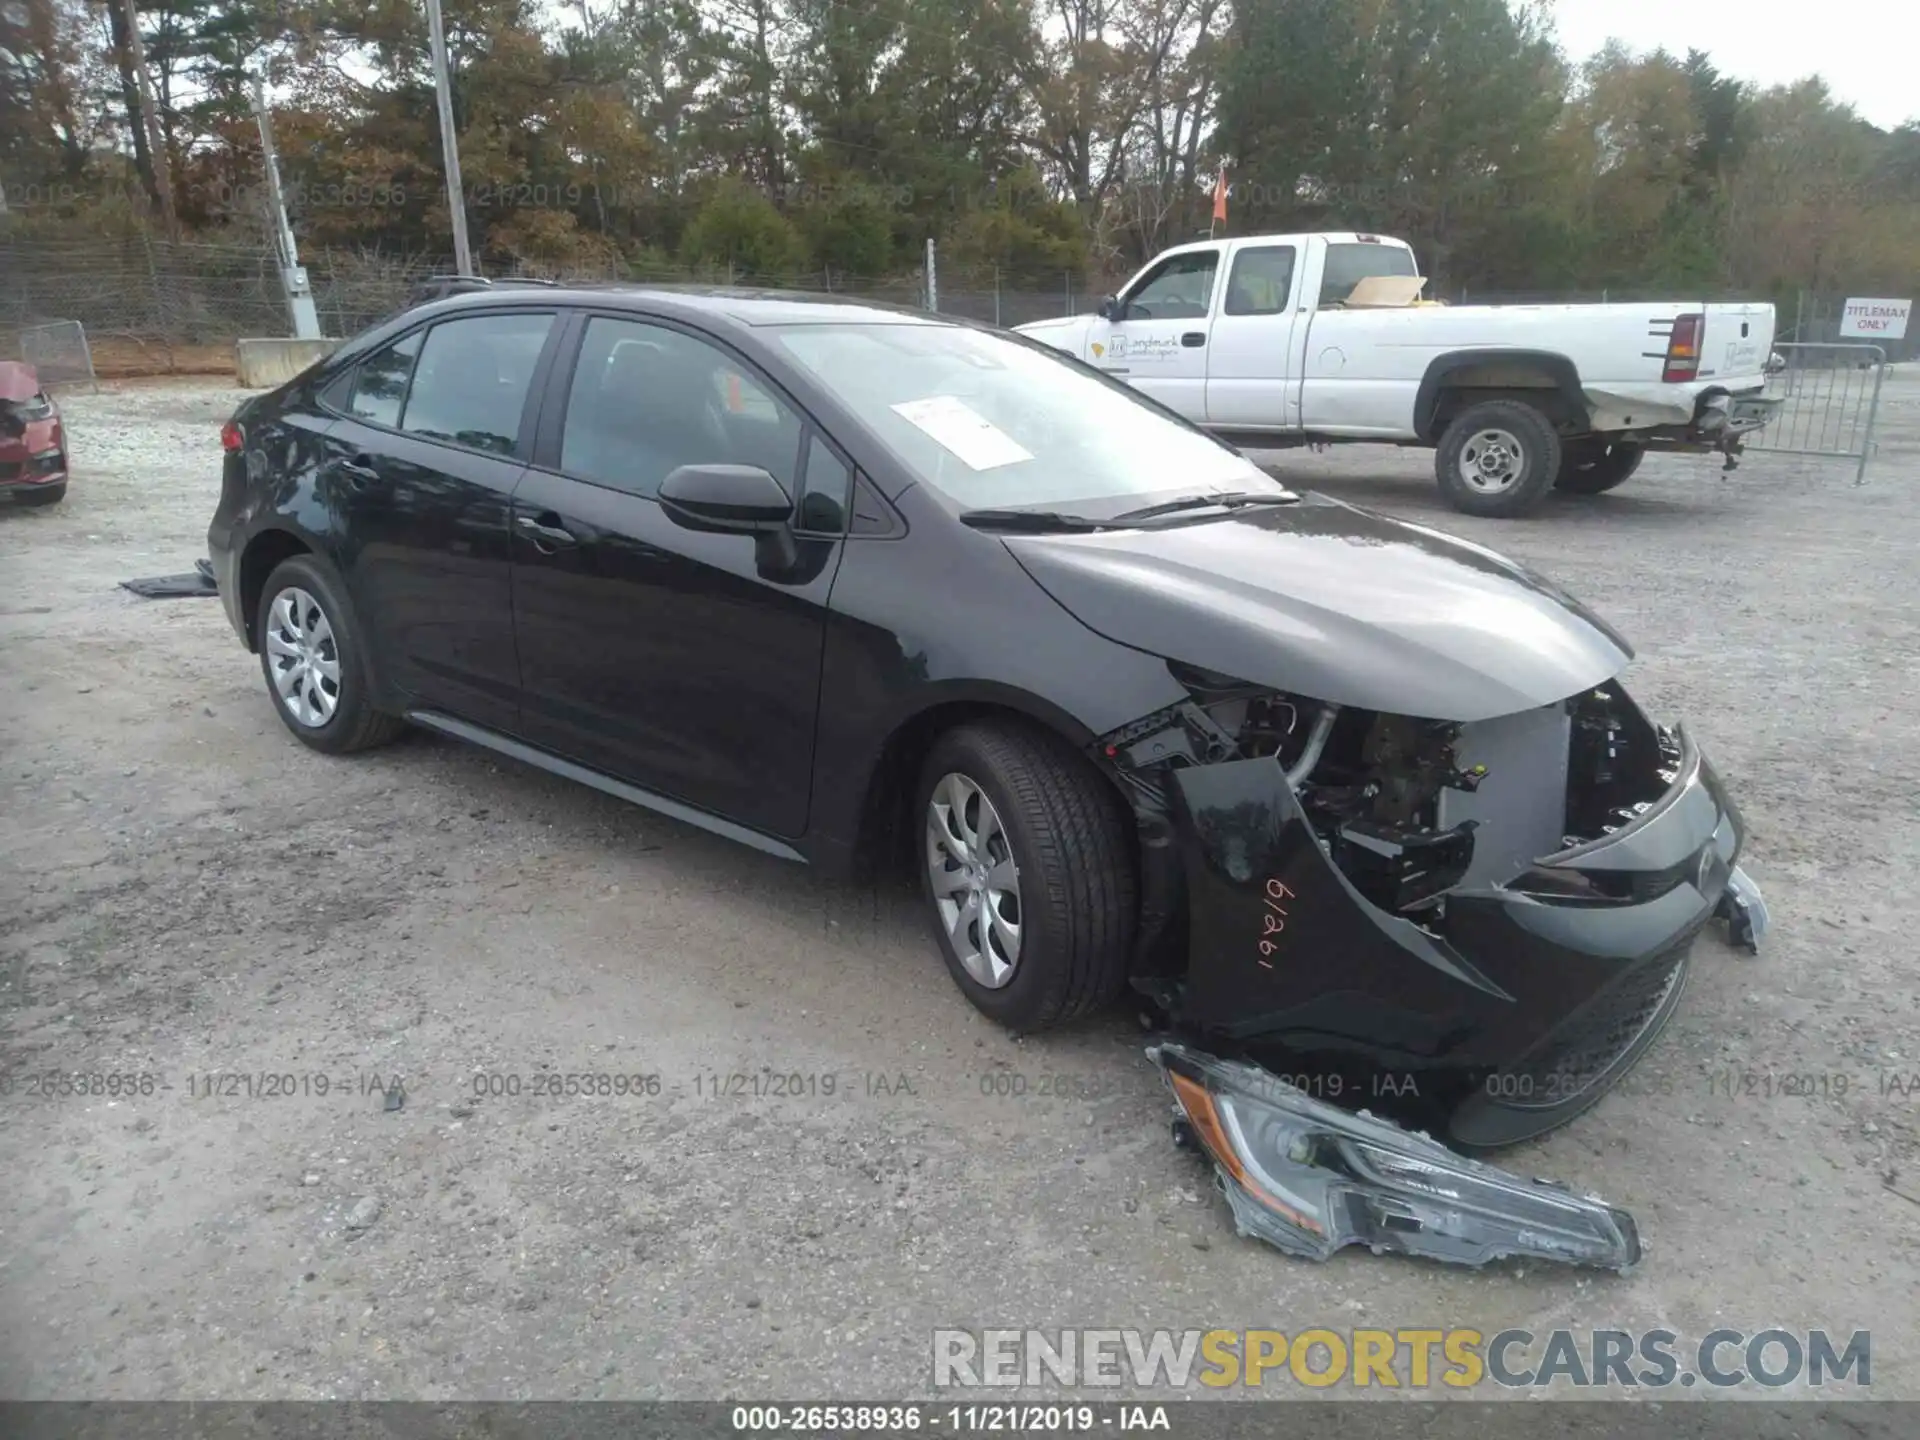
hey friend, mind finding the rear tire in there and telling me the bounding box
[1434,400,1561,518]
[255,554,403,755]
[1556,440,1645,495]
[916,721,1136,1032]
[15,481,66,506]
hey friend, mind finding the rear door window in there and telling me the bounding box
[398,312,555,455]
[1224,246,1298,316]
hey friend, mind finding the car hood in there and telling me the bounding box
[1013,316,1094,350]
[1002,495,1633,722]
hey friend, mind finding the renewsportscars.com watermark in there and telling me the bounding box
[932,1328,1871,1390]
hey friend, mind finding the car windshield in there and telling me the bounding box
[769,322,1286,515]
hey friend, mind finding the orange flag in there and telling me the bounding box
[1212,167,1229,224]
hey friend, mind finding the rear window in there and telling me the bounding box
[1318,243,1418,306]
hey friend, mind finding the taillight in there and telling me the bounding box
[220,420,245,452]
[1662,314,1703,382]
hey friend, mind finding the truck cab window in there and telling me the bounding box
[1225,247,1299,316]
[1123,251,1220,321]
[1317,243,1419,307]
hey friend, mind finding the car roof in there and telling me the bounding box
[412,284,945,329]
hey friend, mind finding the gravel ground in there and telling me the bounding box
[2,373,1918,1403]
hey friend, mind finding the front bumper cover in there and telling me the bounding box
[1159,725,1761,1150]
[0,448,67,489]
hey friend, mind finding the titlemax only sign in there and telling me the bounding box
[1838,298,1911,339]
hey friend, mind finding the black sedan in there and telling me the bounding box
[208,287,1765,1157]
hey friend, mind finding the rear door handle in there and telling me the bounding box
[1182,332,1207,348]
[336,454,380,488]
[515,513,579,551]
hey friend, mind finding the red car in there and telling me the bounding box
[0,361,69,505]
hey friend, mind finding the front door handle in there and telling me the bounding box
[1182,331,1207,348]
[515,513,579,551]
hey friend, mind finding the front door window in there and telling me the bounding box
[1123,251,1220,321]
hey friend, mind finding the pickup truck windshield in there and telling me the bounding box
[771,322,1283,513]
[1319,243,1419,305]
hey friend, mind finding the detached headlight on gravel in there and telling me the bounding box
[1149,1044,1641,1272]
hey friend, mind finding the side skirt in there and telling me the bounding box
[404,709,808,864]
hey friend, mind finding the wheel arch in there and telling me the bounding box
[236,527,316,651]
[845,683,1118,878]
[1415,349,1587,441]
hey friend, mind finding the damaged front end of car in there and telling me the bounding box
[0,362,68,493]
[1096,664,1764,1270]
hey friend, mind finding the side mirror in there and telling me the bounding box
[658,463,792,534]
[1097,296,1122,322]
[658,462,804,576]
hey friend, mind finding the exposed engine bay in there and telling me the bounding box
[1097,663,1767,1272]
[1110,664,1687,928]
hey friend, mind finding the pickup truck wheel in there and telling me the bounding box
[1556,440,1645,495]
[916,721,1135,1033]
[1434,401,1561,518]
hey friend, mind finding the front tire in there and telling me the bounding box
[1556,440,1645,495]
[1434,400,1562,518]
[255,554,403,754]
[916,722,1136,1032]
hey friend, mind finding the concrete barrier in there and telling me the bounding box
[234,338,339,388]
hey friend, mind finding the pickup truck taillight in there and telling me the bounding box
[1662,314,1704,382]
[220,420,245,452]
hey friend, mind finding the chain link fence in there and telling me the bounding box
[1782,293,1918,364]
[9,231,1903,375]
[0,233,1097,374]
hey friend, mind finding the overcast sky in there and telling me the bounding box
[1547,0,1914,130]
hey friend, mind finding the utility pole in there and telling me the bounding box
[424,0,474,275]
[120,0,179,239]
[252,81,322,339]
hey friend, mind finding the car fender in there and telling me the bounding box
[803,514,1191,873]
[1414,349,1586,440]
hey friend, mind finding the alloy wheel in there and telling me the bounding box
[925,771,1023,988]
[264,586,341,728]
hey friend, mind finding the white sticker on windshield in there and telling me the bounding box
[890,395,1034,471]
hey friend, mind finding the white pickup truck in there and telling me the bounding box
[1016,232,1782,517]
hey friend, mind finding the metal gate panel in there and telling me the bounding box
[1747,341,1886,484]
[18,319,98,391]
